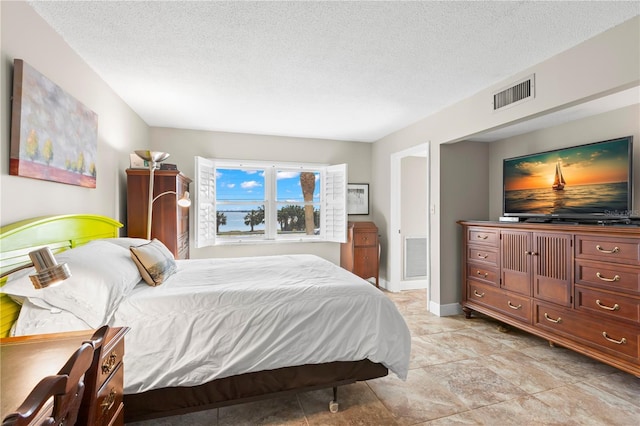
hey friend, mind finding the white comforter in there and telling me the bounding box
[14,255,411,394]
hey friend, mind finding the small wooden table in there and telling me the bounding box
[1,327,128,425]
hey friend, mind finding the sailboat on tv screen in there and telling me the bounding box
[552,161,565,191]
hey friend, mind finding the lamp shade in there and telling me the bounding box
[134,150,170,165]
[177,191,191,207]
[28,247,71,289]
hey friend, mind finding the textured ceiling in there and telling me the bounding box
[28,1,639,142]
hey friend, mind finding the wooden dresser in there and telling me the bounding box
[341,221,380,287]
[458,221,639,377]
[1,327,129,425]
[126,169,192,259]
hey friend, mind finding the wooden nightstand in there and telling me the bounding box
[340,221,380,287]
[1,327,129,426]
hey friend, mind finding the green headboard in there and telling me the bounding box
[0,214,123,337]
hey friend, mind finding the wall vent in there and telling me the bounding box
[404,236,427,279]
[493,74,535,111]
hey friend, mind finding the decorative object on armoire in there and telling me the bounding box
[341,221,379,287]
[9,59,98,188]
[133,150,171,240]
[126,168,192,259]
[346,183,369,215]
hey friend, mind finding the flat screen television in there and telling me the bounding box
[503,136,633,221]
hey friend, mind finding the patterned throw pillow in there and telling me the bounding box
[130,239,177,286]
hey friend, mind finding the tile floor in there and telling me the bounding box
[127,290,640,426]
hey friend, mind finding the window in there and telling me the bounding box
[194,157,347,246]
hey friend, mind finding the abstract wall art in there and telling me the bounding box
[10,59,98,188]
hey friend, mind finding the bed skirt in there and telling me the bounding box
[123,360,388,422]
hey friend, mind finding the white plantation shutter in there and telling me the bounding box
[323,163,347,243]
[194,156,216,248]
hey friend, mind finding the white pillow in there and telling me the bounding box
[102,237,150,249]
[1,240,142,328]
[11,299,93,336]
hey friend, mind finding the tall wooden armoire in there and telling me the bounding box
[126,168,192,259]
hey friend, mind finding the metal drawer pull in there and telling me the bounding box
[473,290,485,298]
[476,270,488,278]
[596,299,620,311]
[596,272,620,282]
[102,351,118,374]
[602,332,626,345]
[101,388,117,414]
[477,253,488,259]
[544,313,562,323]
[596,245,619,254]
[507,301,522,310]
[477,234,488,239]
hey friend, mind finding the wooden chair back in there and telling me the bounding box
[1,327,108,426]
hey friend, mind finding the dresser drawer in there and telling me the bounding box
[111,403,124,426]
[467,227,499,246]
[467,280,531,323]
[95,362,124,426]
[575,234,640,266]
[98,335,124,391]
[535,302,638,361]
[575,260,640,294]
[575,285,640,324]
[467,263,498,287]
[353,231,377,247]
[467,246,499,267]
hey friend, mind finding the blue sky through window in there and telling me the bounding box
[276,170,320,203]
[216,168,320,204]
[216,168,265,201]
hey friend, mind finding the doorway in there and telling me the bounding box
[389,143,430,299]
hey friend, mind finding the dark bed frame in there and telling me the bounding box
[124,360,388,422]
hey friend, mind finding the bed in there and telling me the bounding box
[0,214,411,422]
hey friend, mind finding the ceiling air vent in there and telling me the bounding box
[493,74,535,111]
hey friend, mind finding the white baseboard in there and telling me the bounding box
[428,301,463,317]
[400,278,428,291]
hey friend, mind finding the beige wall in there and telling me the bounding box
[149,127,372,264]
[372,16,639,312]
[0,1,149,227]
[439,141,490,309]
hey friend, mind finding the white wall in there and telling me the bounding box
[400,156,427,238]
[149,127,372,264]
[372,16,639,312]
[0,1,149,227]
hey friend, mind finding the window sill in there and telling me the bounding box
[215,237,329,246]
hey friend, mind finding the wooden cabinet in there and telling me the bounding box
[126,169,192,259]
[341,221,379,287]
[1,327,129,426]
[459,221,640,377]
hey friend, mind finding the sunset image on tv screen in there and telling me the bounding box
[503,137,631,216]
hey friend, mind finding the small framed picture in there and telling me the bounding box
[347,183,369,215]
